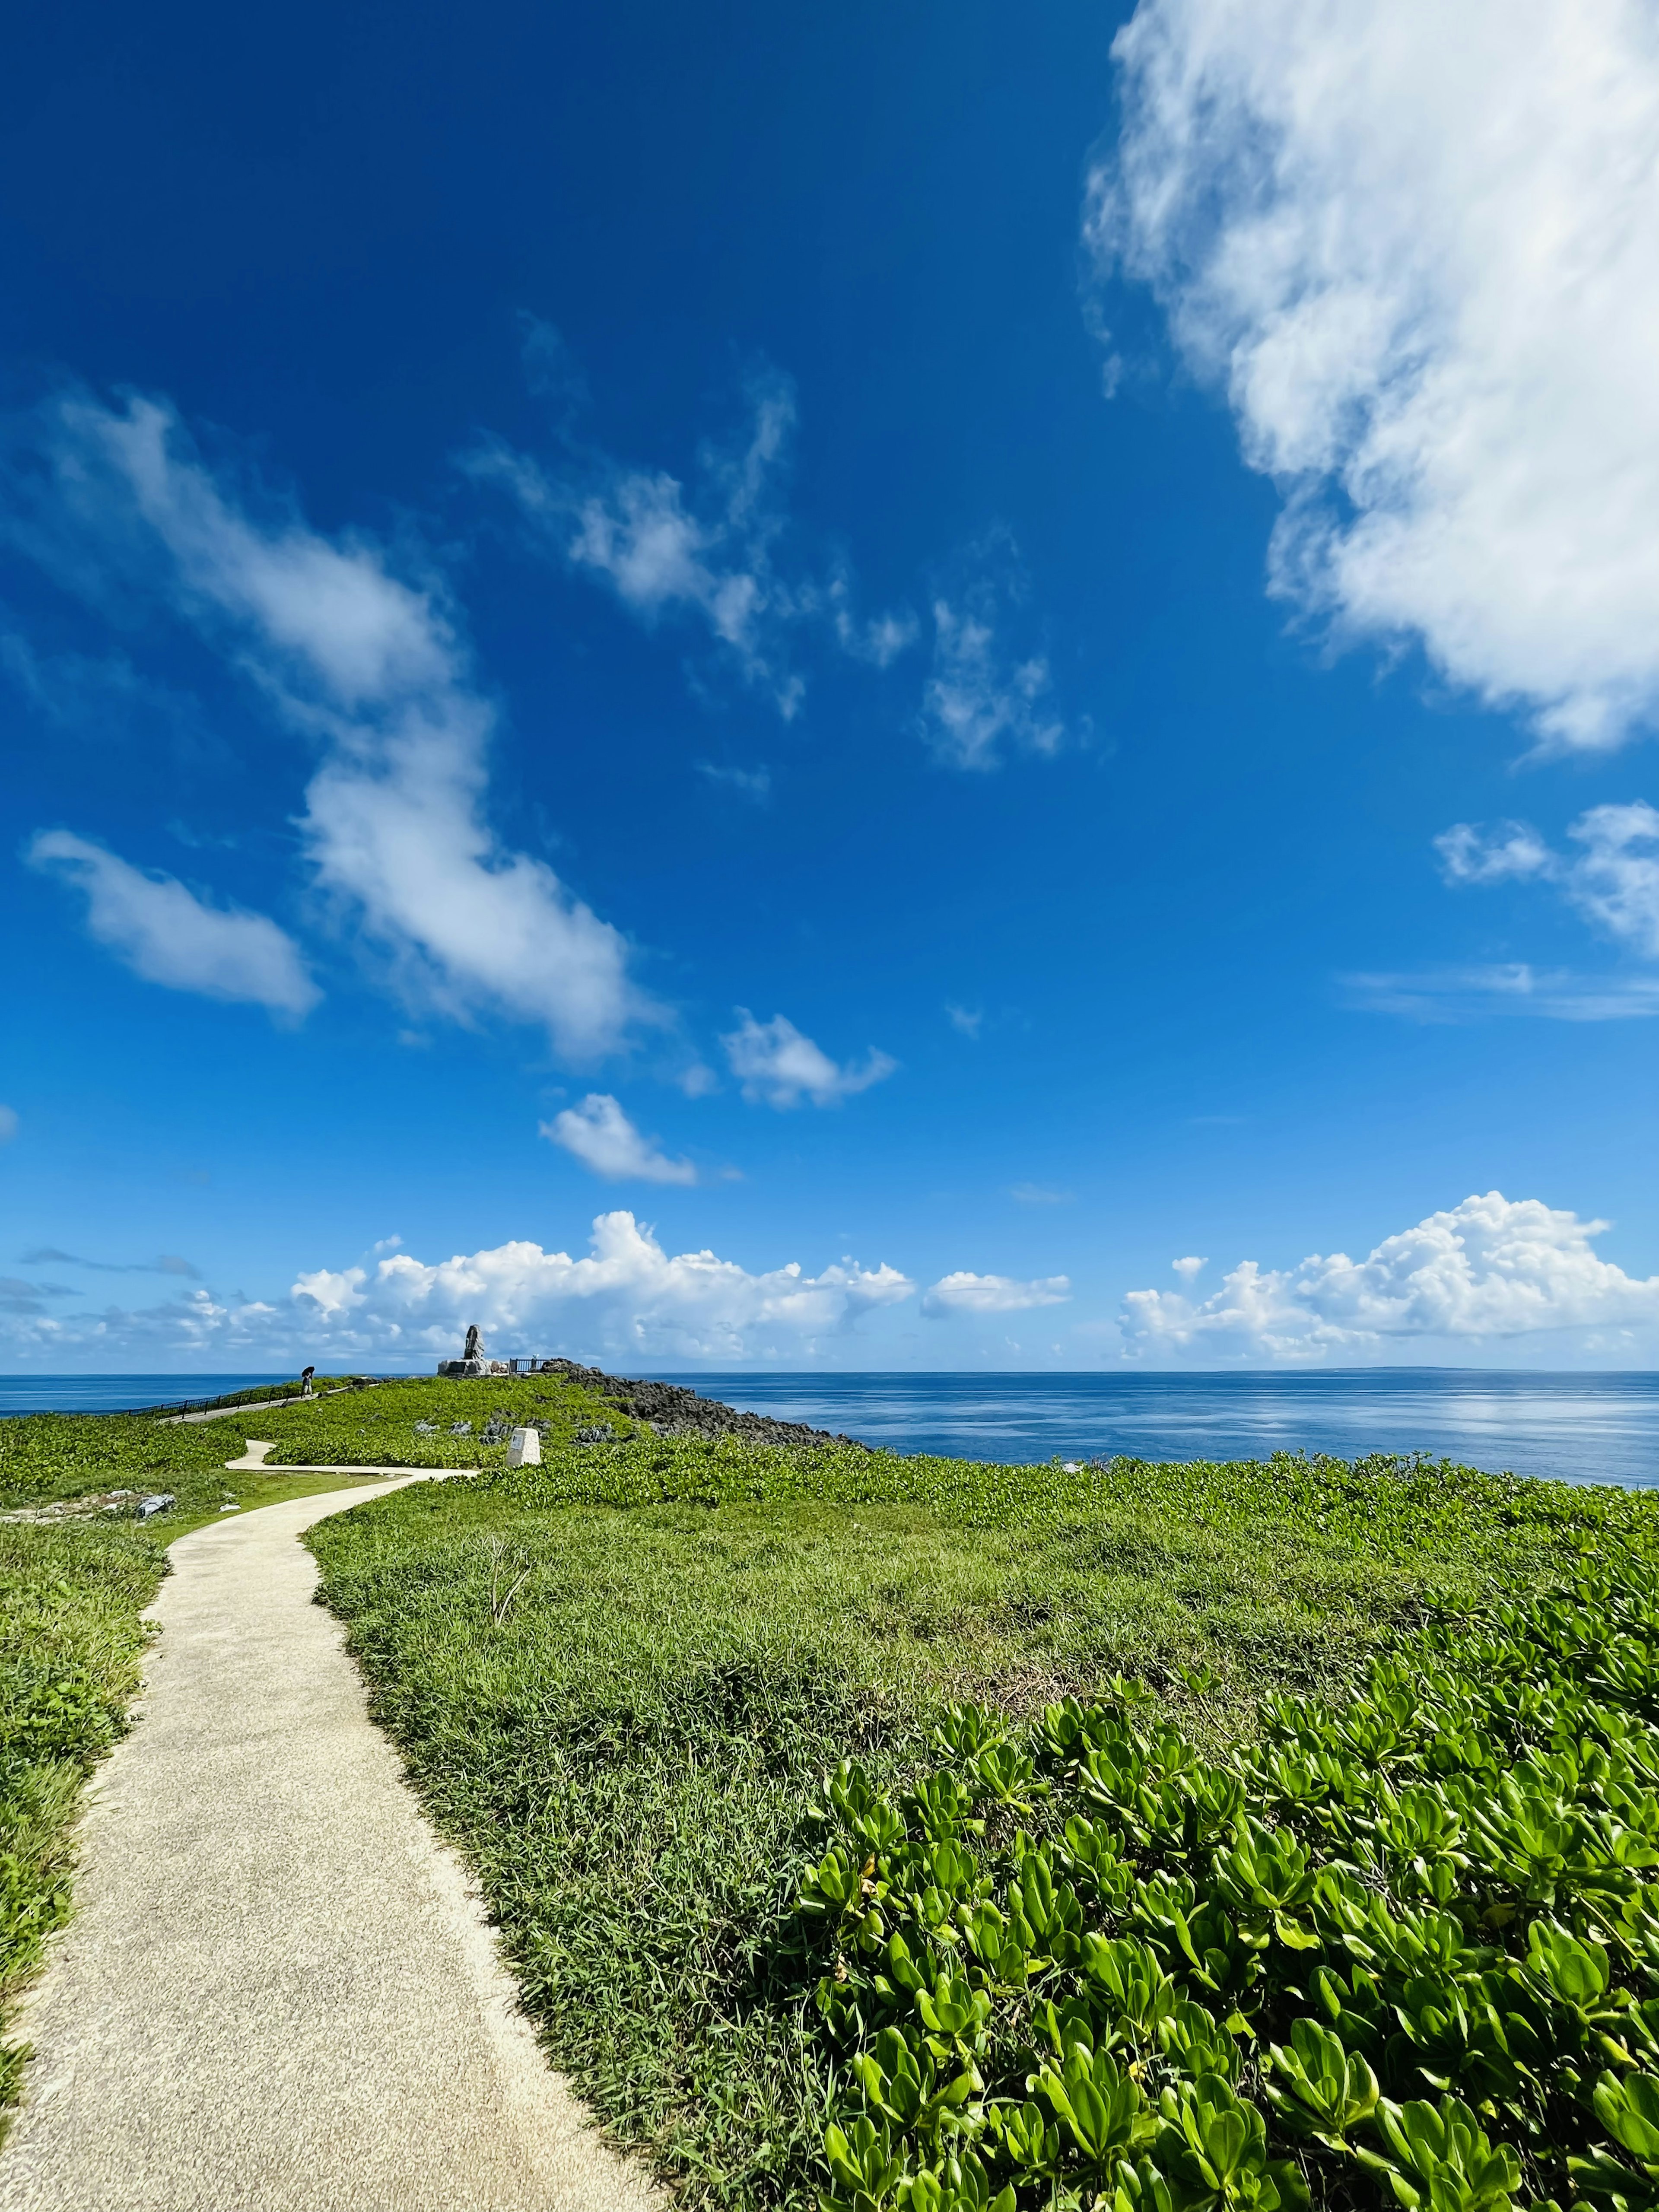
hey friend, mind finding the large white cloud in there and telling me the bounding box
[9,391,654,1060]
[3,1215,917,1366]
[26,830,319,1018]
[1122,1192,1659,1360]
[1092,0,1659,749]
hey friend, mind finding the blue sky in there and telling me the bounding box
[3,0,1658,1371]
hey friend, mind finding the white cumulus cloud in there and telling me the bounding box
[1434,823,1558,889]
[1437,801,1659,960]
[1122,1191,1659,1360]
[1093,0,1659,749]
[721,1011,897,1109]
[922,1271,1072,1316]
[291,1213,916,1362]
[6,390,654,1061]
[1,1215,917,1365]
[540,1094,696,1185]
[26,830,318,1017]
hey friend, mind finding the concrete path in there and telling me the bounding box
[0,1481,656,2212]
[224,1440,475,1477]
[164,1393,338,1424]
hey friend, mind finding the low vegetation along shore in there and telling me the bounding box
[3,1370,1658,2211]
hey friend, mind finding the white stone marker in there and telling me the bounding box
[506,1427,541,1467]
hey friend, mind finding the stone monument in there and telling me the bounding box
[436,1324,507,1379]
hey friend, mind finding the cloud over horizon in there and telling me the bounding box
[1094,0,1659,750]
[0,1214,918,1365]
[1121,1191,1659,1360]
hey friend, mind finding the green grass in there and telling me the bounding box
[0,1519,162,2118]
[252,1370,634,1468]
[0,1367,626,2139]
[7,1379,1655,2200]
[305,1433,1659,2209]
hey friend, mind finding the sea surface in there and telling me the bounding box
[0,1373,301,1416]
[2,1368,1655,1489]
[652,1370,1659,1490]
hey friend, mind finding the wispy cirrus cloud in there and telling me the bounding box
[0,1276,77,1316]
[696,761,772,802]
[3,389,656,1062]
[721,1010,897,1109]
[470,343,916,720]
[1122,1191,1659,1360]
[1093,0,1659,750]
[1342,966,1659,1024]
[26,830,318,1018]
[920,540,1066,771]
[1010,1182,1073,1206]
[20,1247,202,1278]
[540,1094,697,1185]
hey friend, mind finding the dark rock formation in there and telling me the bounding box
[537,1360,870,1451]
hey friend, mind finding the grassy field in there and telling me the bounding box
[6,1373,1659,2205]
[305,1421,1659,2211]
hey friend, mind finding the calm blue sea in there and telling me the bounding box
[652,1370,1659,1490]
[0,1373,316,1415]
[3,1368,1655,1489]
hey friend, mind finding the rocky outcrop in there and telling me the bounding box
[539,1361,870,1451]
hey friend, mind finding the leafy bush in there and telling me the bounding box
[793,1552,1659,2212]
[311,1439,1659,2209]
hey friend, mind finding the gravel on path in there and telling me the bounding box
[0,1480,658,2212]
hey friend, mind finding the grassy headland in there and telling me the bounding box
[305,1403,1659,2211]
[4,1368,1658,2207]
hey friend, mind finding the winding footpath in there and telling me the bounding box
[0,1477,656,2212]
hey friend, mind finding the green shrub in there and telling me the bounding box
[793,1552,1659,2210]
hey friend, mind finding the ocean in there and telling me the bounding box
[0,1373,298,1415]
[653,1369,1659,1490]
[2,1367,1654,1489]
